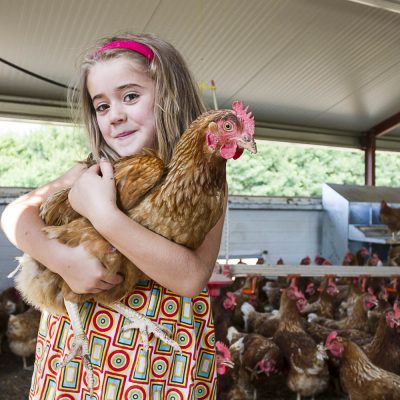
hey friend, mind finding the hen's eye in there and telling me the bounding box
[224,122,233,131]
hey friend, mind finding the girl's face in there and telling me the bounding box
[87,57,156,157]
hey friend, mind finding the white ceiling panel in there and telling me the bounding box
[1,0,400,149]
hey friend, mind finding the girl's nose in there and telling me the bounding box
[109,106,127,124]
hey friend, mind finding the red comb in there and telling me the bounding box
[367,287,374,295]
[232,101,255,137]
[216,341,231,359]
[394,302,400,319]
[326,331,338,346]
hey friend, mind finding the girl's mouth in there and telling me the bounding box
[116,130,135,139]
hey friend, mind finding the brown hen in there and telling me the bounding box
[325,331,400,400]
[380,200,400,240]
[6,307,41,370]
[273,285,330,399]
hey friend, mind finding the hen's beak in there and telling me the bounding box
[222,360,235,369]
[238,138,257,154]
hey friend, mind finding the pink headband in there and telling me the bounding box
[94,40,154,61]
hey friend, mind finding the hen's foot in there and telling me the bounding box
[108,302,182,354]
[58,299,94,398]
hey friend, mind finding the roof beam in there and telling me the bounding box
[366,111,400,138]
[0,95,69,123]
[344,0,400,14]
[255,122,359,148]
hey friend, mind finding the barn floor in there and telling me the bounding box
[0,350,32,400]
[0,348,348,400]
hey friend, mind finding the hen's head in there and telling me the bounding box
[363,288,378,310]
[222,291,237,310]
[206,102,257,159]
[255,358,277,376]
[325,331,345,358]
[326,281,338,297]
[306,282,316,296]
[380,200,389,211]
[300,256,311,265]
[286,285,307,312]
[386,302,400,329]
[215,341,234,374]
[342,251,355,265]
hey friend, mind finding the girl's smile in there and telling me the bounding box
[87,58,156,157]
[114,130,136,140]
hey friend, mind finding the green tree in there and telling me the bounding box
[0,126,89,187]
[1,127,400,196]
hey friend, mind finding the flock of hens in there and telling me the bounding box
[212,201,400,399]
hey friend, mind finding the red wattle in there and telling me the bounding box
[233,148,244,159]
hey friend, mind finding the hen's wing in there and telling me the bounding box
[40,188,80,226]
[40,151,164,227]
[114,150,165,211]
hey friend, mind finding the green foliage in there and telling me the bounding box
[1,127,400,196]
[0,126,89,187]
[227,141,398,197]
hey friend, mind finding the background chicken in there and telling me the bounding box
[0,287,28,353]
[325,331,400,400]
[301,276,339,319]
[387,246,400,266]
[14,103,256,392]
[215,340,236,399]
[0,287,28,316]
[228,328,284,395]
[273,285,330,399]
[6,307,41,370]
[312,289,377,331]
[380,199,400,240]
[211,290,237,342]
[363,303,400,374]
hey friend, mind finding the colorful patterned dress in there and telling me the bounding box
[29,279,217,399]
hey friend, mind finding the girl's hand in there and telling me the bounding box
[68,159,117,221]
[58,244,123,294]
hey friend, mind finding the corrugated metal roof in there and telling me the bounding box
[1,0,400,149]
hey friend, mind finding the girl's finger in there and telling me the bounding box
[99,158,114,180]
[102,271,124,285]
[87,164,100,173]
[99,281,117,290]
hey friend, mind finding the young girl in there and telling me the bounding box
[1,33,225,399]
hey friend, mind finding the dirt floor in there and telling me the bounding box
[0,349,33,400]
[0,349,347,400]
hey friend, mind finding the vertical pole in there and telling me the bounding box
[364,132,376,186]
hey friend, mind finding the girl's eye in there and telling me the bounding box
[224,122,233,131]
[124,93,139,102]
[95,103,109,113]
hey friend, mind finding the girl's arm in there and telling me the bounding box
[0,164,123,294]
[68,159,226,298]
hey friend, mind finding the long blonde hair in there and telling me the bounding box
[69,33,206,163]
